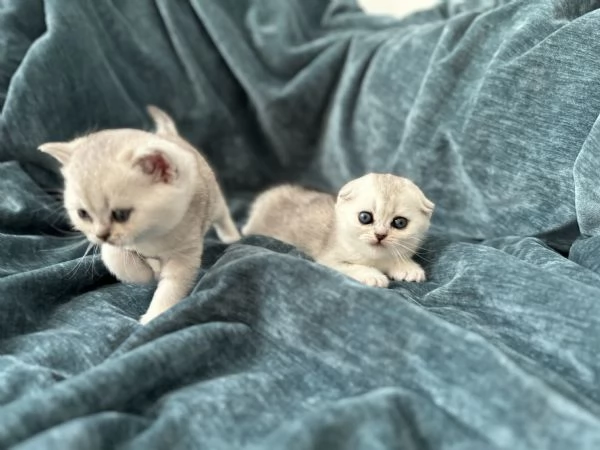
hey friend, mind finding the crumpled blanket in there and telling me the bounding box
[1,0,600,448]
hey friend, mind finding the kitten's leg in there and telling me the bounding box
[101,245,154,284]
[213,193,241,244]
[387,259,426,283]
[139,250,201,324]
[323,261,390,288]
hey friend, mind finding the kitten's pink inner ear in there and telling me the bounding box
[137,152,174,183]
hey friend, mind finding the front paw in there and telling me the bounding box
[220,231,241,244]
[139,314,150,325]
[139,311,159,325]
[101,245,154,284]
[351,269,390,288]
[388,262,426,283]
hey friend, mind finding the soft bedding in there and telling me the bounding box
[1,0,600,448]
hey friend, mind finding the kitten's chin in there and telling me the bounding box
[86,236,105,246]
[366,239,387,249]
[106,238,128,247]
[360,241,387,257]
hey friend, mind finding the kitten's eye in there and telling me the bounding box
[77,209,91,221]
[392,216,408,229]
[111,208,133,223]
[358,211,373,225]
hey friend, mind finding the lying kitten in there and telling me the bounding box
[40,106,240,324]
[242,173,434,287]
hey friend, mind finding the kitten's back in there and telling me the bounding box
[242,185,335,257]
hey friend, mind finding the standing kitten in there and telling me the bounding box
[39,106,240,324]
[243,173,434,287]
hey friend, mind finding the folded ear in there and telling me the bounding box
[38,142,73,165]
[420,194,435,218]
[337,179,359,202]
[147,105,178,137]
[133,149,177,183]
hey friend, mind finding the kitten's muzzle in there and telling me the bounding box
[96,231,111,242]
[375,233,387,242]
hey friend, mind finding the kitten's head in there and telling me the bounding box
[39,106,196,248]
[335,173,434,259]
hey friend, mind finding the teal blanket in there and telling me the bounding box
[2,0,600,448]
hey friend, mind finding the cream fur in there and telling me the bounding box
[357,0,439,18]
[243,173,434,287]
[40,106,240,324]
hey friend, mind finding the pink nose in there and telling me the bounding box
[96,231,110,242]
[375,233,387,242]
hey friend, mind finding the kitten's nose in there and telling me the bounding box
[96,231,110,242]
[375,233,387,242]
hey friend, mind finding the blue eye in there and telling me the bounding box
[358,211,373,225]
[78,209,91,221]
[111,208,133,223]
[391,216,408,229]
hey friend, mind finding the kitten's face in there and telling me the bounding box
[42,130,194,248]
[335,174,434,258]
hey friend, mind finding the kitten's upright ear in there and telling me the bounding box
[147,106,178,137]
[38,142,74,165]
[133,149,176,183]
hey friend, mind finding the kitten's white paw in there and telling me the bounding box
[389,262,426,283]
[214,213,242,244]
[139,312,158,325]
[220,232,241,244]
[101,245,155,284]
[352,270,390,288]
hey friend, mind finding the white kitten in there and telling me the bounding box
[243,173,434,287]
[357,0,439,18]
[40,106,240,324]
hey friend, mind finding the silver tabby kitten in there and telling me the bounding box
[40,106,240,324]
[243,173,434,287]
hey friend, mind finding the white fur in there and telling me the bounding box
[357,0,439,18]
[243,173,434,287]
[40,106,240,324]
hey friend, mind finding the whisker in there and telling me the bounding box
[90,244,100,278]
[125,247,134,280]
[65,242,94,280]
[392,241,433,263]
[390,245,409,264]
